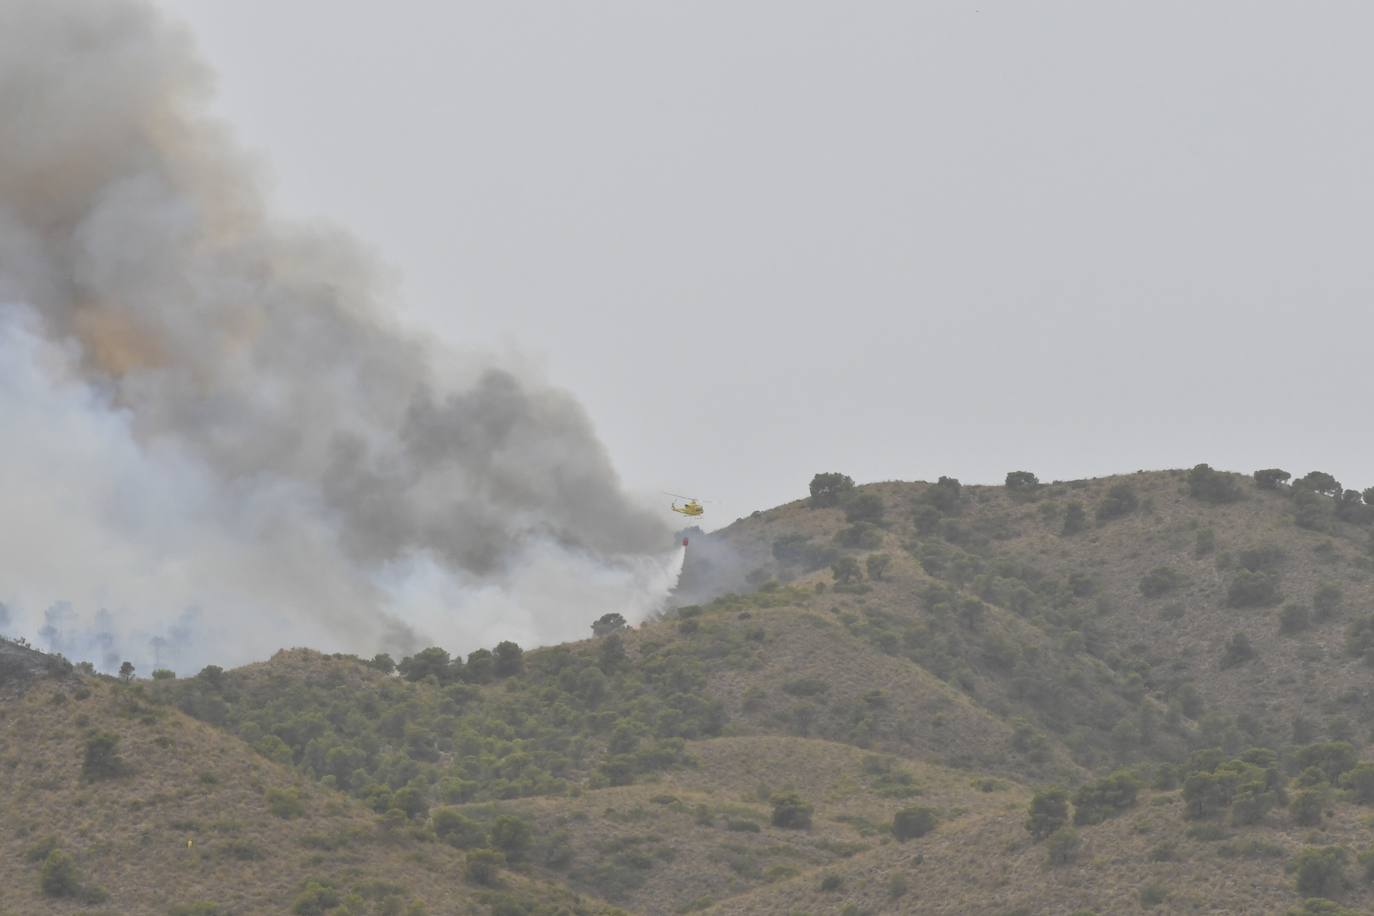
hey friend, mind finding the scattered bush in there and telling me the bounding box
[819,874,843,892]
[866,554,892,581]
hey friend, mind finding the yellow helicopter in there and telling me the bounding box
[664,492,706,517]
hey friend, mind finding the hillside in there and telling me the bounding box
[8,465,1374,914]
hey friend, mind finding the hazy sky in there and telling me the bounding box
[162,1,1373,528]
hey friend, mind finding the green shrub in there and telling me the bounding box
[1025,787,1070,841]
[1359,846,1374,883]
[1061,502,1086,535]
[431,808,487,848]
[1297,742,1358,783]
[1139,566,1182,598]
[819,874,843,892]
[493,641,524,677]
[845,493,885,523]
[489,816,533,859]
[592,612,628,637]
[1228,572,1280,608]
[1096,484,1138,522]
[1346,615,1374,662]
[866,554,892,581]
[1279,604,1311,635]
[1219,633,1256,669]
[1072,771,1140,825]
[464,849,506,886]
[781,677,828,698]
[1293,846,1348,898]
[770,792,813,829]
[1313,585,1343,621]
[1341,764,1374,804]
[1139,883,1168,907]
[1195,528,1217,556]
[81,731,127,780]
[291,880,341,915]
[1287,900,1359,916]
[1188,464,1242,504]
[220,839,265,861]
[1296,471,1342,497]
[891,806,938,840]
[267,787,306,819]
[831,557,862,585]
[151,668,176,680]
[922,476,963,514]
[25,836,59,862]
[1148,841,1177,862]
[1291,790,1325,826]
[1254,468,1291,490]
[810,473,855,507]
[1046,826,1081,866]
[40,849,80,898]
[1006,470,1039,492]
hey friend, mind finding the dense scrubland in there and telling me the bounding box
[6,464,1374,914]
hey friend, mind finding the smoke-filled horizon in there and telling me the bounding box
[0,0,676,673]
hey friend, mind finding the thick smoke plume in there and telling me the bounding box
[0,0,673,672]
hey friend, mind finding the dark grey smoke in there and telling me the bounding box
[0,0,672,667]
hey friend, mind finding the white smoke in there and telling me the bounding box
[0,1,679,673]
